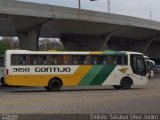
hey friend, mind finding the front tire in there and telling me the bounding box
[47,78,62,91]
[120,77,132,89]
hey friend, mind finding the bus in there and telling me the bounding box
[4,50,148,91]
[0,56,4,86]
[148,60,155,77]
[144,56,155,78]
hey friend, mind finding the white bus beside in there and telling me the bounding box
[144,56,155,78]
[4,50,148,91]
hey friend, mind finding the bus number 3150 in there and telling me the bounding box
[13,68,30,72]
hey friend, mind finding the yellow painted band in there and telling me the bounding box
[5,66,92,87]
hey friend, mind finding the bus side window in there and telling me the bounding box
[39,55,47,65]
[30,55,38,65]
[99,56,108,65]
[11,55,19,65]
[51,56,58,65]
[81,56,89,65]
[90,56,99,65]
[63,55,70,65]
[54,60,58,65]
[103,60,107,64]
[116,55,128,65]
[110,55,128,65]
[19,55,27,65]
[110,56,118,65]
[71,56,80,65]
[51,55,63,65]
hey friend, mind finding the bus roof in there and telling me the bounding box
[5,50,143,55]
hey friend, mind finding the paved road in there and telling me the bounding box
[0,77,160,119]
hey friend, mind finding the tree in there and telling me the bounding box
[0,42,8,55]
[0,37,19,55]
[39,38,65,51]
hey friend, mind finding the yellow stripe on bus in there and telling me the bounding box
[90,51,102,55]
[62,65,92,86]
[5,65,92,87]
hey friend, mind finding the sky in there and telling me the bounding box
[17,0,160,21]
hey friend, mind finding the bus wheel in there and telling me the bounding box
[47,78,62,91]
[120,77,132,89]
[113,85,121,90]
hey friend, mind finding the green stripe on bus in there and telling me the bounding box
[79,65,103,86]
[103,50,126,55]
[103,50,114,54]
[90,65,116,85]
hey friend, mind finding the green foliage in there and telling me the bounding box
[0,42,8,55]
[39,39,65,51]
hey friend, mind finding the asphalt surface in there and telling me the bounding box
[0,77,160,120]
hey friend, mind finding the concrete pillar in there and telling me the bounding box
[17,25,41,51]
[144,43,160,58]
[9,16,51,51]
[129,42,147,53]
[61,34,111,51]
[129,36,160,56]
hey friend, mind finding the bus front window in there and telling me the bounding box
[131,55,146,76]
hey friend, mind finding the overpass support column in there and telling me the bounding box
[10,15,52,51]
[101,34,112,50]
[129,35,160,56]
[17,25,41,51]
[61,34,111,51]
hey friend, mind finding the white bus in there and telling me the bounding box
[144,56,155,78]
[4,50,148,91]
[148,59,155,77]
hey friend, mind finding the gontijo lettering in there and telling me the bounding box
[13,67,71,73]
[35,67,71,72]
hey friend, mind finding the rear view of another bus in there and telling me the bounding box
[144,56,155,78]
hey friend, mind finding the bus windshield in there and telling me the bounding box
[131,55,146,76]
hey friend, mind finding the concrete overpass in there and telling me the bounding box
[0,0,160,57]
